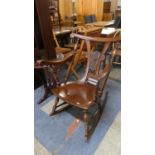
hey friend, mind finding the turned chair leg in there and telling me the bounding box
[83,110,89,140]
[37,87,50,104]
[102,90,109,109]
[82,91,109,140]
[50,97,72,116]
[50,97,59,116]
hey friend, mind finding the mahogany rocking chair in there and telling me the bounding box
[50,33,121,140]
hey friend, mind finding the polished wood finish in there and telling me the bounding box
[35,0,56,59]
[36,52,75,85]
[50,33,121,140]
[65,26,103,80]
[112,29,121,65]
[35,0,57,103]
[85,20,115,28]
[103,1,111,13]
[49,0,61,26]
[53,32,71,54]
[34,64,56,104]
[103,13,113,21]
[64,26,120,80]
[78,26,102,36]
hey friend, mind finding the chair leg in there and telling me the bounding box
[102,90,109,110]
[83,108,102,141]
[97,100,102,113]
[50,97,59,116]
[83,110,89,141]
[97,90,109,111]
[83,91,109,140]
[50,97,72,116]
[37,87,50,104]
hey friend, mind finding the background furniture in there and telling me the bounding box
[84,15,92,24]
[53,32,71,54]
[84,15,97,24]
[103,1,111,13]
[34,0,57,103]
[92,20,115,27]
[112,29,121,65]
[104,16,121,28]
[53,26,73,47]
[49,0,61,26]
[103,13,113,21]
[113,16,121,28]
[103,1,113,21]
[91,14,97,22]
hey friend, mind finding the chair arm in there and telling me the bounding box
[36,53,74,66]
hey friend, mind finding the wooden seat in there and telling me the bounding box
[53,82,96,109]
[50,33,121,140]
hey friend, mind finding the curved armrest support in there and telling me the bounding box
[36,53,74,66]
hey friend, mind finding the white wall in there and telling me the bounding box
[111,0,121,12]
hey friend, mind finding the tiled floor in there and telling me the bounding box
[34,67,121,155]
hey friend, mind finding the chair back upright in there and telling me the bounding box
[70,33,121,83]
[113,16,121,28]
[84,15,92,24]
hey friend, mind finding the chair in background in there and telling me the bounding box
[62,16,74,27]
[64,26,101,80]
[50,33,121,140]
[64,27,79,50]
[103,13,113,21]
[84,15,97,24]
[113,16,121,28]
[53,32,71,54]
[84,15,92,24]
[64,33,87,80]
[91,14,97,22]
[105,16,121,29]
[76,15,85,26]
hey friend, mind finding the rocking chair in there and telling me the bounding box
[50,33,121,140]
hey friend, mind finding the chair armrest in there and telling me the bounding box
[36,53,74,66]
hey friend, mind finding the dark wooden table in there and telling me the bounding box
[85,20,115,27]
[53,26,73,47]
